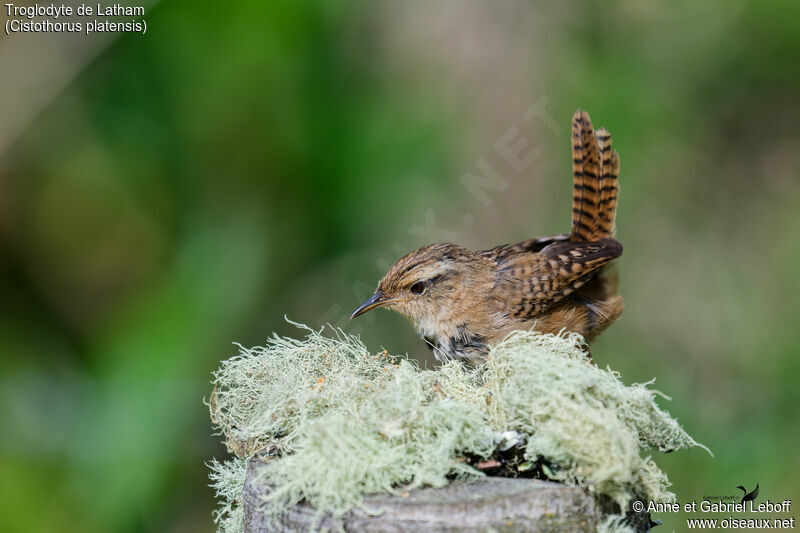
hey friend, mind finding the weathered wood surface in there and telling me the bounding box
[243,459,649,532]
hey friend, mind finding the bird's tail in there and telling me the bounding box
[570,109,620,241]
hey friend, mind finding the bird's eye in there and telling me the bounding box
[410,281,425,294]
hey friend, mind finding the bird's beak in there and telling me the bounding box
[350,290,393,319]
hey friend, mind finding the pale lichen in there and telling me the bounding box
[207,457,246,533]
[208,323,708,532]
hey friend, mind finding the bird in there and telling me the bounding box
[351,109,623,365]
[736,484,759,504]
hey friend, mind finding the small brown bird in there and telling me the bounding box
[351,109,623,364]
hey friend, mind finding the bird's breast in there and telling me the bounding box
[414,317,490,364]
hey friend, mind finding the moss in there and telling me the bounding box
[208,323,709,531]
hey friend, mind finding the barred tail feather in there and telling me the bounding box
[570,109,600,241]
[596,127,620,239]
[570,110,619,241]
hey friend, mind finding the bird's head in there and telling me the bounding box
[350,243,483,325]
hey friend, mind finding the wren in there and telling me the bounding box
[351,110,623,364]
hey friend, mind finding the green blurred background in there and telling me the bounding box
[1,1,799,531]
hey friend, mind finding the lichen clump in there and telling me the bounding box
[208,324,707,530]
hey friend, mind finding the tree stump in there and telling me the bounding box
[242,459,650,532]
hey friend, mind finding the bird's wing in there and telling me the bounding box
[750,484,759,500]
[492,238,622,318]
